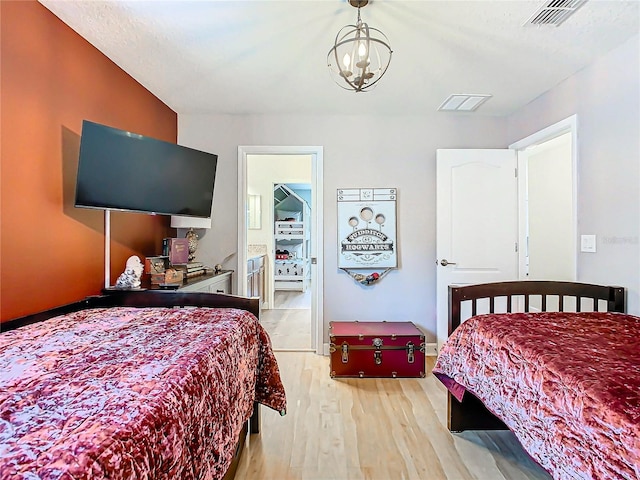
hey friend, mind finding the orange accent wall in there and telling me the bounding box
[1,1,177,322]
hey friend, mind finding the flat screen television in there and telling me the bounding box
[75,120,217,218]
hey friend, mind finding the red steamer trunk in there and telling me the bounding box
[329,321,426,378]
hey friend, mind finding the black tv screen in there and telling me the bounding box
[75,120,217,218]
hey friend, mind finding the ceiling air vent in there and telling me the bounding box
[525,0,587,27]
[438,94,492,112]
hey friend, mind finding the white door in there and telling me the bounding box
[436,149,518,350]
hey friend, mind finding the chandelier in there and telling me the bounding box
[327,0,392,92]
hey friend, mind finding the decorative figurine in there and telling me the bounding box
[341,268,391,286]
[364,272,380,285]
[115,255,144,289]
[214,264,223,274]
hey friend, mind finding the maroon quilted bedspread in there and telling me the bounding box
[0,307,286,480]
[433,311,640,480]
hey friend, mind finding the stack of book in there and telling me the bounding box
[171,262,206,279]
[162,237,190,265]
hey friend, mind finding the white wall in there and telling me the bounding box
[179,33,639,339]
[179,113,507,341]
[507,34,640,314]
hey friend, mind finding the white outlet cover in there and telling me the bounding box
[581,234,597,253]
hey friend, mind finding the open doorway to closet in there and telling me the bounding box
[237,147,324,354]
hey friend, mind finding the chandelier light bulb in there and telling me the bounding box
[358,42,367,58]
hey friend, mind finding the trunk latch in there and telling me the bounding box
[341,343,349,363]
[407,342,415,364]
[372,337,383,365]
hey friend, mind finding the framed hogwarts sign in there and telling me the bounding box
[337,188,397,270]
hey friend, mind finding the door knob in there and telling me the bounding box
[440,259,457,266]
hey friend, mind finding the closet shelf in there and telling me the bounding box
[274,237,304,245]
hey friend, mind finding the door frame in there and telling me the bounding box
[238,145,324,355]
[510,114,578,281]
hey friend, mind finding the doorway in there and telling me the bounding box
[512,120,577,282]
[270,181,312,350]
[237,146,324,354]
[436,115,577,349]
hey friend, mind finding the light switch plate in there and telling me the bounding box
[581,234,596,253]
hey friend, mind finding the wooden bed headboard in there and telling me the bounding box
[448,280,626,335]
[2,291,260,332]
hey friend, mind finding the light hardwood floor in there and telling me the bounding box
[273,290,311,310]
[235,352,551,480]
[261,291,312,350]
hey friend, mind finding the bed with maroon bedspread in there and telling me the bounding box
[0,306,286,480]
[433,311,640,479]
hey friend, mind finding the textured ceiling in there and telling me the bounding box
[39,0,640,116]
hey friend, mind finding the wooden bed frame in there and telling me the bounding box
[446,280,626,432]
[2,290,263,480]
